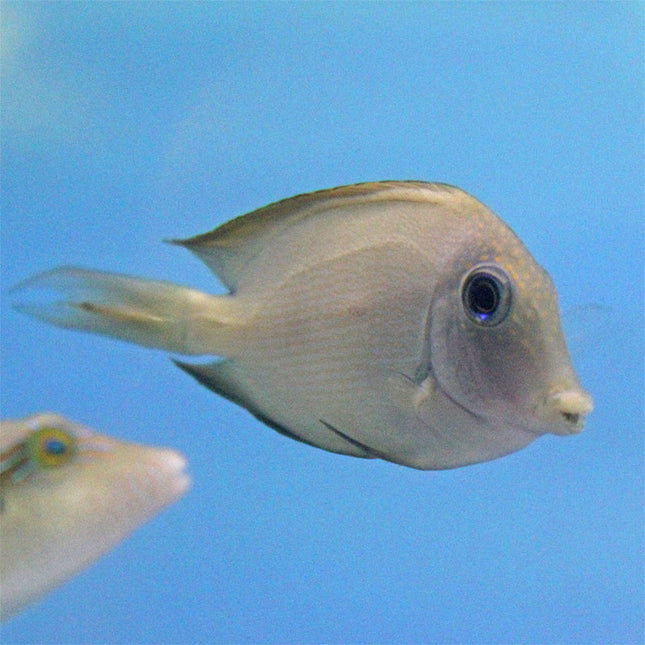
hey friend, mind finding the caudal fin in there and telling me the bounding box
[12,267,242,356]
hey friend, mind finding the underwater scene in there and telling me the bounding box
[1,3,643,644]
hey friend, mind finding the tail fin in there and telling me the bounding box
[12,267,241,357]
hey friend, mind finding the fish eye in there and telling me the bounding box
[26,426,77,468]
[461,264,512,326]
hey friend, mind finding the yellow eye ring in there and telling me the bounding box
[25,427,77,468]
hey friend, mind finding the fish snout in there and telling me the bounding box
[160,449,192,499]
[543,386,594,435]
[123,447,192,511]
[143,449,192,502]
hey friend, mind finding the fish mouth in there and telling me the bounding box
[158,449,192,498]
[128,448,192,506]
[542,387,594,435]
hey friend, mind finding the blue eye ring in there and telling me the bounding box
[461,264,512,327]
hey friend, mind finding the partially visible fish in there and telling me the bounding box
[0,413,190,622]
[13,182,593,469]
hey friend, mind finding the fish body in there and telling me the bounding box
[0,413,190,621]
[14,182,593,469]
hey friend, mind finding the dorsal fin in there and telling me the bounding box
[170,181,464,291]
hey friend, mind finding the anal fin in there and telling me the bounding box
[173,360,376,459]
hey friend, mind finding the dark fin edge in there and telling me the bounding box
[173,359,376,459]
[319,419,387,461]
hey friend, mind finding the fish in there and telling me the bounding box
[13,181,593,470]
[0,413,190,622]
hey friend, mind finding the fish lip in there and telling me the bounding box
[126,448,191,508]
[541,387,594,435]
[159,449,192,498]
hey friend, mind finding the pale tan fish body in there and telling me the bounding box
[0,413,190,621]
[14,182,592,469]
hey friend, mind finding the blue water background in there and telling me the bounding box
[1,3,643,643]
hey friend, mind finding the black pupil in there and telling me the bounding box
[45,439,66,455]
[468,275,499,315]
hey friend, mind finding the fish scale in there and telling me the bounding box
[13,181,592,469]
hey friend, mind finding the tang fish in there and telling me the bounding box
[14,182,592,469]
[0,413,190,621]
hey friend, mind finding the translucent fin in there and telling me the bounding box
[562,302,613,379]
[12,267,241,357]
